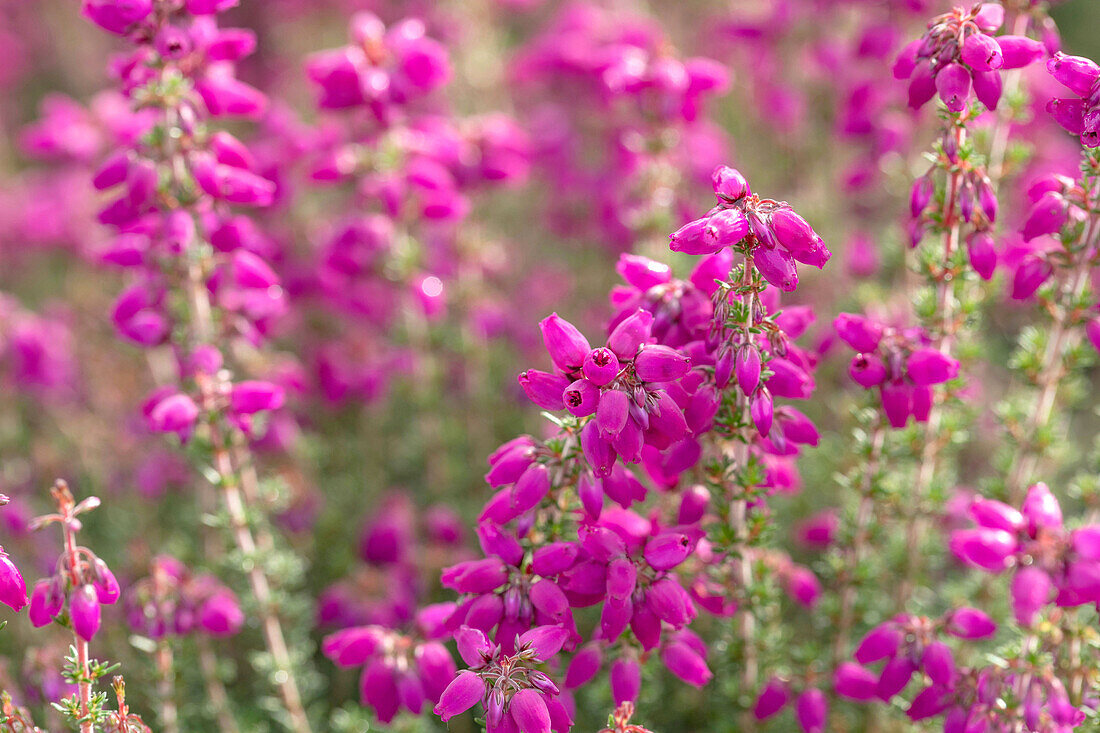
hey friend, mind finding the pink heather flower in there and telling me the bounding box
[855,624,903,664]
[434,670,482,721]
[660,637,712,688]
[199,591,244,636]
[1021,482,1063,534]
[0,550,27,612]
[610,656,641,705]
[564,644,602,689]
[1011,566,1053,626]
[230,380,286,415]
[754,677,790,720]
[795,688,828,733]
[897,5,1042,113]
[835,662,878,701]
[944,607,997,639]
[540,313,591,375]
[82,0,153,35]
[70,584,101,641]
[145,391,201,442]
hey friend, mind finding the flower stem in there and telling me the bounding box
[834,416,885,662]
[61,510,93,733]
[184,260,312,733]
[197,635,241,733]
[1004,210,1099,501]
[899,122,966,607]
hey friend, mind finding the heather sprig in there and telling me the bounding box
[24,480,145,733]
[81,3,315,729]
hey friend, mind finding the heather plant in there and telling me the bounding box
[1,1,1100,732]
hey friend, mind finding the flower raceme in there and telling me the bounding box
[322,620,457,724]
[669,166,830,292]
[433,625,572,733]
[894,3,1044,113]
[833,313,959,428]
[1046,52,1100,148]
[950,483,1100,626]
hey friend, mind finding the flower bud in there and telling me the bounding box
[754,245,798,292]
[1011,566,1052,626]
[607,309,654,360]
[961,32,1003,71]
[972,69,1003,110]
[70,584,101,641]
[835,662,877,701]
[965,231,997,280]
[754,677,790,720]
[582,347,620,386]
[997,35,1044,69]
[712,166,751,201]
[539,313,590,374]
[1047,52,1100,96]
[634,345,691,382]
[905,348,958,386]
[563,379,600,417]
[750,388,773,437]
[795,689,828,733]
[661,641,712,688]
[1011,255,1053,301]
[949,528,1016,571]
[735,344,761,395]
[517,370,569,410]
[935,63,971,112]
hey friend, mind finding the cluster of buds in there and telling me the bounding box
[28,483,119,641]
[894,3,1043,113]
[670,166,830,292]
[841,608,997,708]
[834,313,959,428]
[920,662,1086,731]
[1012,168,1099,300]
[1046,52,1100,148]
[305,12,449,117]
[434,625,572,733]
[124,555,243,638]
[909,156,999,279]
[322,620,456,724]
[950,483,1100,624]
[519,310,696,475]
[752,681,829,733]
[509,3,730,249]
[142,376,285,443]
